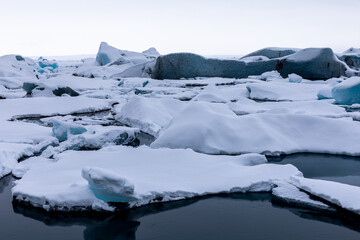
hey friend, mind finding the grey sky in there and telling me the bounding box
[0,0,359,56]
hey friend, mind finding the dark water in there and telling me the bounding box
[269,153,360,187]
[1,154,360,239]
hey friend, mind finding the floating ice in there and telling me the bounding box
[37,57,59,70]
[96,42,153,66]
[152,48,350,80]
[12,146,301,211]
[246,81,324,101]
[116,96,185,136]
[288,73,302,83]
[331,77,360,105]
[50,119,87,142]
[241,47,299,59]
[291,176,360,215]
[152,101,360,156]
[82,167,136,202]
[338,47,360,70]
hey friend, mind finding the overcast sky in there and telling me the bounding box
[1,0,359,56]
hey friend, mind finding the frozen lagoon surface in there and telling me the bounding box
[1,44,360,239]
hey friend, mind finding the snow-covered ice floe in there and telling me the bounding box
[12,146,301,211]
[152,101,360,156]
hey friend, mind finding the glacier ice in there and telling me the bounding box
[240,47,299,59]
[331,77,360,105]
[288,73,302,83]
[12,146,301,211]
[115,96,185,136]
[151,101,360,155]
[152,48,350,80]
[96,42,154,66]
[151,52,278,80]
[338,47,360,70]
[50,119,87,142]
[82,166,136,202]
[277,48,349,80]
[37,57,59,70]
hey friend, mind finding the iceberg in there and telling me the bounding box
[37,57,59,70]
[152,48,351,80]
[151,101,360,156]
[240,47,299,59]
[331,77,360,105]
[151,52,277,80]
[338,47,360,70]
[96,42,154,66]
[277,48,349,80]
[82,167,136,202]
[50,119,87,142]
[115,96,185,136]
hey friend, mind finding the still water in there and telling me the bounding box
[1,154,360,240]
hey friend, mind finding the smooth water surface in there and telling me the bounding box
[1,173,360,240]
[269,153,360,186]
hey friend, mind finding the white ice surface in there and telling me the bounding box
[291,177,360,215]
[152,101,360,155]
[12,146,301,211]
[116,96,185,136]
[0,97,113,121]
[246,82,325,101]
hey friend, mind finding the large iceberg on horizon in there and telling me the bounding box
[96,42,157,66]
[151,48,352,80]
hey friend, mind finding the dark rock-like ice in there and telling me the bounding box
[152,48,350,80]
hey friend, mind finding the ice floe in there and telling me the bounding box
[12,146,301,211]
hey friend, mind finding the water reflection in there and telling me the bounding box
[269,153,360,186]
[12,192,360,240]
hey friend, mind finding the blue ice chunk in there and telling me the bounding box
[82,167,137,202]
[50,119,87,142]
[142,80,149,87]
[331,77,360,105]
[38,57,59,69]
[288,73,302,83]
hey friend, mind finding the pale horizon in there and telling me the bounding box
[1,0,359,57]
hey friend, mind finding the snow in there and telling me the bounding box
[115,96,185,136]
[0,143,33,178]
[291,177,360,215]
[152,101,360,156]
[288,73,302,83]
[240,47,298,59]
[12,146,301,211]
[272,181,331,210]
[227,99,346,117]
[0,97,112,121]
[246,81,325,101]
[331,77,360,105]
